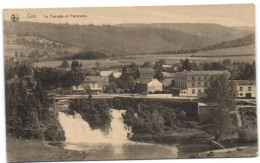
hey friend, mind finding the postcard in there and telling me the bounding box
[3,4,257,162]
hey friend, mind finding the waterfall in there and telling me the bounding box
[58,109,178,158]
[58,109,132,144]
[108,109,133,140]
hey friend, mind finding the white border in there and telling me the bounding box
[0,1,259,163]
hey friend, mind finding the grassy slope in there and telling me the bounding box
[118,23,253,44]
[6,138,87,162]
[4,21,253,55]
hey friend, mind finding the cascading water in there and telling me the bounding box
[58,109,132,144]
[58,108,178,159]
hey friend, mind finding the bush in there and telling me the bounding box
[238,127,257,142]
[185,121,198,128]
[43,125,65,141]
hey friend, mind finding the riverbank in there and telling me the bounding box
[6,137,257,162]
[129,128,258,158]
[6,138,87,162]
[198,146,258,158]
[130,128,217,157]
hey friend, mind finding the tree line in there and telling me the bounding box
[5,79,64,140]
[62,51,107,60]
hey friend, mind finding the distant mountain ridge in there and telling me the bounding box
[200,33,255,51]
[4,21,254,55]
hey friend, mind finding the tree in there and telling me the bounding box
[142,61,152,68]
[222,59,232,67]
[180,58,191,71]
[154,61,163,81]
[15,51,18,57]
[95,61,100,69]
[61,59,69,69]
[158,59,166,65]
[105,74,117,93]
[154,71,164,82]
[154,61,163,72]
[238,62,255,80]
[72,71,84,88]
[203,75,237,140]
[71,60,81,71]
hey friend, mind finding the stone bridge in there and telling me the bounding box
[55,100,73,112]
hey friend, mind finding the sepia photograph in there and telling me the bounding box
[3,3,257,162]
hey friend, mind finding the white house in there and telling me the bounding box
[232,80,256,98]
[135,78,163,94]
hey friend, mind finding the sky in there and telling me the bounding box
[3,4,255,27]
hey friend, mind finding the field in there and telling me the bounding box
[33,59,121,69]
[33,45,255,69]
[4,42,82,60]
[113,44,255,65]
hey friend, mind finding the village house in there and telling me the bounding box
[84,76,108,93]
[71,84,85,94]
[162,64,172,72]
[139,68,154,79]
[173,70,230,97]
[232,80,256,98]
[71,76,108,93]
[135,78,163,94]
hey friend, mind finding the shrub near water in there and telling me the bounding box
[122,102,187,134]
[69,98,112,132]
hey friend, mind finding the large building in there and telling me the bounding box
[173,70,230,97]
[232,80,256,98]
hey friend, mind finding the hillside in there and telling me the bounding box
[201,33,255,51]
[118,23,253,44]
[4,21,253,55]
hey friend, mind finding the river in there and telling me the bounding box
[57,109,178,160]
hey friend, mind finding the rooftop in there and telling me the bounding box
[176,70,230,76]
[162,65,172,68]
[100,71,113,77]
[135,78,154,84]
[232,80,256,85]
[139,68,154,74]
[162,72,175,78]
[85,76,108,82]
[162,78,173,86]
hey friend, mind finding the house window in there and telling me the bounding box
[192,76,195,80]
[240,93,243,96]
[204,77,207,80]
[198,82,201,87]
[198,89,201,93]
[192,83,195,87]
[192,89,195,94]
[240,87,243,91]
[248,87,251,91]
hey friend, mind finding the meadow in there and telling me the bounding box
[33,45,255,69]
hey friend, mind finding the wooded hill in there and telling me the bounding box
[4,21,254,55]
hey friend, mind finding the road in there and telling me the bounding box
[53,93,198,101]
